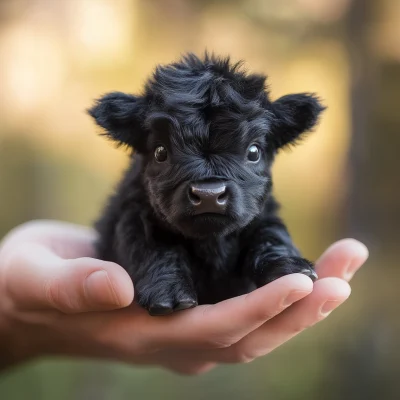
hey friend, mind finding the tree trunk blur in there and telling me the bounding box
[345,0,400,258]
[333,0,400,399]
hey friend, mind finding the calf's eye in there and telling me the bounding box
[154,146,168,162]
[247,145,261,162]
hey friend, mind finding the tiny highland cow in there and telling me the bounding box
[89,53,325,316]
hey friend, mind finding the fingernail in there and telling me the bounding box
[320,300,341,316]
[85,270,120,306]
[283,290,310,308]
[344,243,369,280]
[344,259,358,281]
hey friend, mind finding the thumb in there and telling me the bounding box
[3,242,134,313]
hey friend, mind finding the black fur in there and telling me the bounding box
[89,53,325,316]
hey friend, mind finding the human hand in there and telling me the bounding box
[0,220,368,374]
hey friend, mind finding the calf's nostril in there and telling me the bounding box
[217,190,228,205]
[188,188,201,205]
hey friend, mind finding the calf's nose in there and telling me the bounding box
[188,182,228,214]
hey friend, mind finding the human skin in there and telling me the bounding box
[0,220,368,374]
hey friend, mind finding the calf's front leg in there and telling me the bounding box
[244,216,318,287]
[113,216,197,316]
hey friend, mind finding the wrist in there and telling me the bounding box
[0,309,42,370]
[0,315,18,369]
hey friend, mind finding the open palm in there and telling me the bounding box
[0,221,368,374]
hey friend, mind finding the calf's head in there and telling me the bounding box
[89,54,324,238]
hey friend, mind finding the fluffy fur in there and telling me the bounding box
[89,53,325,316]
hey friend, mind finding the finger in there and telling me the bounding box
[206,277,350,363]
[4,243,134,313]
[3,220,98,259]
[145,273,314,349]
[316,239,369,281]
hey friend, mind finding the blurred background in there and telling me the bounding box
[0,0,399,399]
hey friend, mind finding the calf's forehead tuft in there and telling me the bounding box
[143,53,269,118]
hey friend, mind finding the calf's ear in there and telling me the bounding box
[269,93,325,150]
[88,92,147,152]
